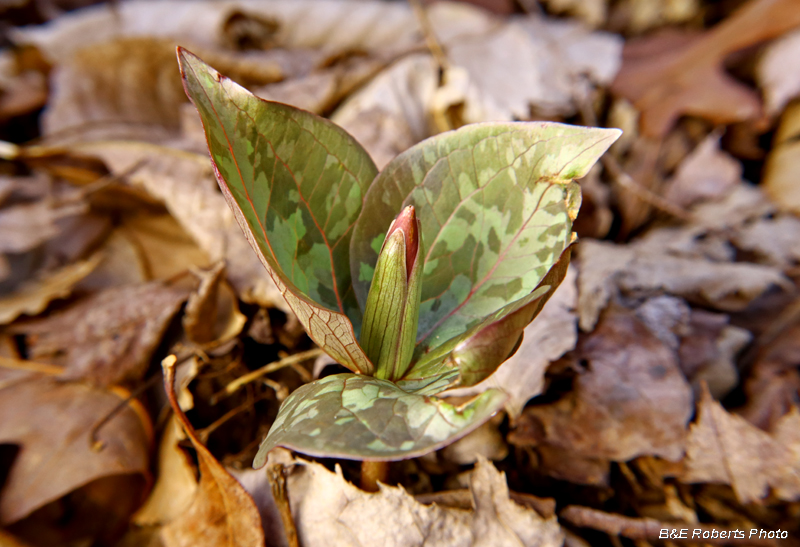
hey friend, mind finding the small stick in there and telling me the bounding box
[0,355,64,376]
[408,0,449,72]
[221,348,324,397]
[268,463,300,547]
[360,460,389,492]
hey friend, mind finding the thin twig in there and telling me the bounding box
[0,355,64,376]
[408,0,449,71]
[90,373,162,450]
[602,155,691,221]
[268,463,300,547]
[221,348,324,397]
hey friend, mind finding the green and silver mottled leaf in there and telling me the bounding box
[253,373,507,466]
[351,122,620,379]
[179,48,378,374]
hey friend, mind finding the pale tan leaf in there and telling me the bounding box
[134,416,198,526]
[662,133,742,208]
[757,28,800,115]
[764,101,800,214]
[281,454,563,547]
[0,200,86,254]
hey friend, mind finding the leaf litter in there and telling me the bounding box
[1,0,800,545]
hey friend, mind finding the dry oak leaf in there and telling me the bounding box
[0,253,101,325]
[510,306,693,465]
[0,373,152,525]
[611,0,800,137]
[281,454,563,547]
[681,388,800,503]
[161,356,264,547]
[15,280,190,387]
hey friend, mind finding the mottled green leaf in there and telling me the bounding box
[179,48,378,374]
[253,373,507,465]
[351,122,620,380]
[448,247,572,387]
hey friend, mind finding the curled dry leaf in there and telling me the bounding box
[133,416,198,526]
[681,387,800,504]
[278,454,563,547]
[444,267,578,420]
[183,261,247,347]
[0,253,101,325]
[510,306,693,467]
[0,372,152,525]
[161,356,264,547]
[15,280,190,387]
[612,0,800,136]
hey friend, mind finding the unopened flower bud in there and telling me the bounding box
[360,205,422,381]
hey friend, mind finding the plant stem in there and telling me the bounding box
[360,460,389,492]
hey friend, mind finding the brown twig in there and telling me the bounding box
[268,463,300,547]
[408,0,449,72]
[0,355,64,375]
[220,348,324,397]
[360,460,390,492]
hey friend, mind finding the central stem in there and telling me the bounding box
[360,460,389,492]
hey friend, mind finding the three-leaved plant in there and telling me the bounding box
[178,48,620,467]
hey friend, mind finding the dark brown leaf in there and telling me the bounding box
[0,373,151,525]
[16,281,190,386]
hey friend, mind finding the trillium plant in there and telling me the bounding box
[178,48,620,473]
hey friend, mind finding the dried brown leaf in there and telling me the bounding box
[0,373,151,524]
[16,281,190,386]
[511,306,692,464]
[183,261,246,348]
[662,133,742,208]
[681,387,800,503]
[764,101,800,214]
[577,239,789,332]
[0,200,86,254]
[64,141,286,310]
[161,356,264,547]
[0,253,101,325]
[133,416,198,526]
[612,0,800,136]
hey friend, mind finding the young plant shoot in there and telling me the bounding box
[178,48,621,467]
